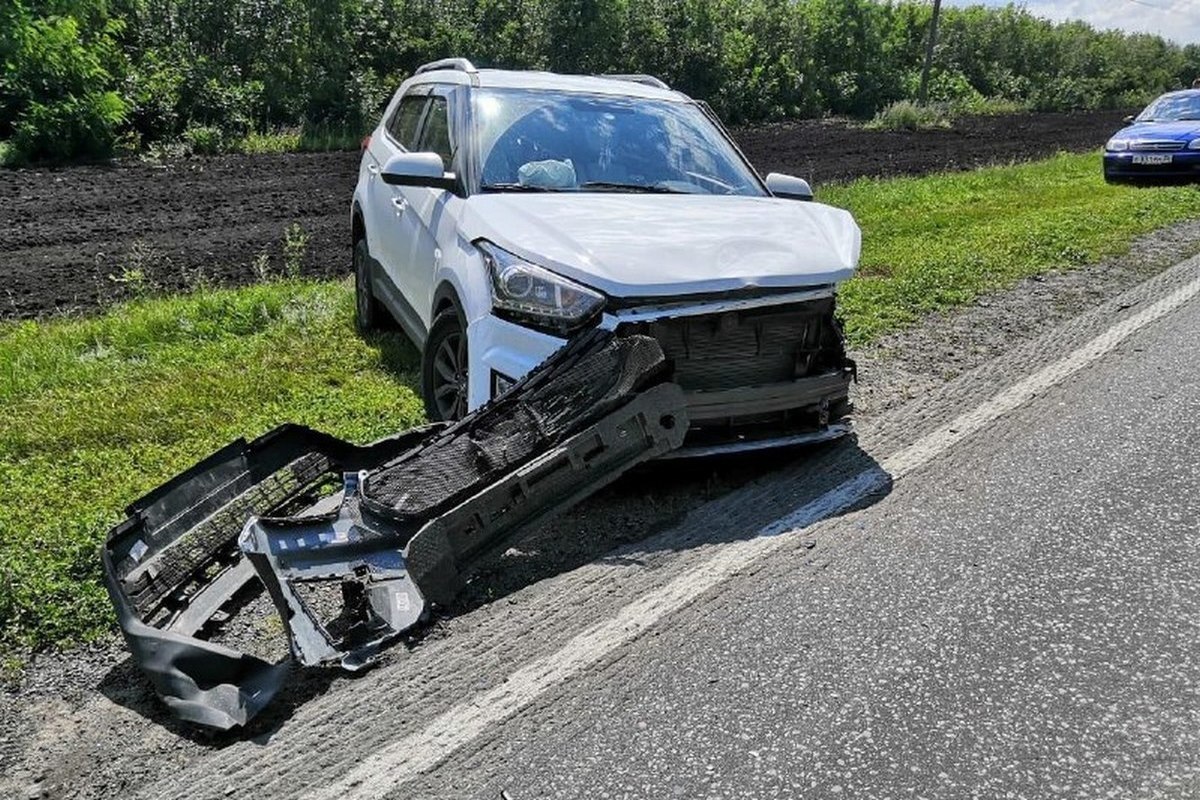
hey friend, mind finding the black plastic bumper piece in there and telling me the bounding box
[102,424,441,730]
[102,330,688,729]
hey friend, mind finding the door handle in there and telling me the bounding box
[391,196,408,215]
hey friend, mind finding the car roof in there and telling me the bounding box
[410,67,689,102]
[1153,89,1200,99]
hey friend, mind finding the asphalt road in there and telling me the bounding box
[422,287,1200,799]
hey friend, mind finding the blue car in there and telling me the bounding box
[1104,90,1200,182]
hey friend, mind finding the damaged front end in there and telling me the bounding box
[615,291,857,456]
[103,331,687,729]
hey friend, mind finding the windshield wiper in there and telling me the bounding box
[481,181,690,194]
[577,181,688,194]
[480,183,565,193]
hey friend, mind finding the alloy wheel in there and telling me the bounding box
[432,329,469,420]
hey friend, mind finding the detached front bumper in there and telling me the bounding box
[105,331,687,729]
[1104,150,1200,180]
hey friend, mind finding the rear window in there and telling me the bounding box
[387,95,426,149]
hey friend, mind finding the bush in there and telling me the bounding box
[178,61,264,139]
[182,125,224,155]
[12,91,128,161]
[3,11,128,160]
[1032,76,1105,112]
[866,100,953,132]
[124,50,185,143]
[237,129,302,154]
[958,96,1029,116]
[918,70,986,107]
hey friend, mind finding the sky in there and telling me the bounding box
[942,0,1200,45]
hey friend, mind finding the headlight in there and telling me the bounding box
[1189,140,1200,150]
[477,241,604,334]
[1106,138,1129,152]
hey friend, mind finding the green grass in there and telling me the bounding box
[4,150,1200,657]
[0,280,424,655]
[238,129,303,154]
[141,123,363,162]
[822,151,1200,344]
[957,95,1030,117]
[235,123,363,155]
[295,122,366,152]
[865,96,1032,131]
[864,100,955,132]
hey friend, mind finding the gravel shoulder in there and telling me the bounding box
[3,210,1198,799]
[854,216,1200,417]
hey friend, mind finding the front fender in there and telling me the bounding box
[436,236,492,326]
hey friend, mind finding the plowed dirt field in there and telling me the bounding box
[0,110,1127,318]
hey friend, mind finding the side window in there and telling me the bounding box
[387,95,427,150]
[417,96,453,166]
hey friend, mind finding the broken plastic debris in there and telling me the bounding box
[102,331,687,729]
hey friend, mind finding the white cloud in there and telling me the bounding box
[943,0,1200,45]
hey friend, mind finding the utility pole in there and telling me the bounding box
[917,0,943,105]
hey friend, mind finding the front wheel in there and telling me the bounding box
[422,307,470,422]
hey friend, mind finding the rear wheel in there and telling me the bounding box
[422,307,470,421]
[354,238,387,334]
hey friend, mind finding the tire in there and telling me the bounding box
[422,306,470,422]
[354,237,388,334]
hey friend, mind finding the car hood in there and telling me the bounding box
[1115,120,1200,142]
[459,194,861,298]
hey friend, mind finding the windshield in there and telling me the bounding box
[471,88,766,196]
[1136,92,1200,122]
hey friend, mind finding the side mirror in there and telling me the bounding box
[1123,115,1136,125]
[381,152,458,192]
[766,173,814,201]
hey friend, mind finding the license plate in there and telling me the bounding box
[1132,154,1173,165]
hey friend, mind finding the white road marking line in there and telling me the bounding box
[304,274,1200,800]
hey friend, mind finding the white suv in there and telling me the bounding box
[352,58,862,455]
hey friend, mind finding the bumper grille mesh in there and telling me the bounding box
[1131,140,1186,152]
[616,297,848,392]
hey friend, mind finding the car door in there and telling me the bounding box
[404,86,463,330]
[365,88,430,335]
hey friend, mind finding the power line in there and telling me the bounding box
[1117,0,1200,25]
[1120,0,1171,11]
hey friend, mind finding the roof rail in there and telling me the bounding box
[601,74,670,90]
[415,57,478,75]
